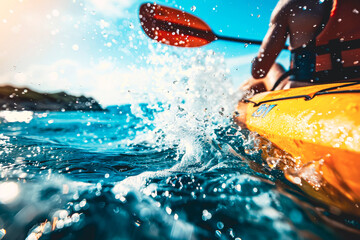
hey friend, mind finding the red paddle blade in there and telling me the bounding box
[139,3,217,47]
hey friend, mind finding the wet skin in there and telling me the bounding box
[245,0,332,92]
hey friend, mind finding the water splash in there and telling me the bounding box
[126,47,242,168]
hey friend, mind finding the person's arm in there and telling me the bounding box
[252,1,289,79]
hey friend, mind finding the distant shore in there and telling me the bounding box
[0,85,103,111]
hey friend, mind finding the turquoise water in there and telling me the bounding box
[0,105,359,240]
[0,49,359,240]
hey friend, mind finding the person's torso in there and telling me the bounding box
[289,0,360,82]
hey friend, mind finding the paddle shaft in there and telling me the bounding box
[216,34,289,50]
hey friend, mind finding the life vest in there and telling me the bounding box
[290,0,360,82]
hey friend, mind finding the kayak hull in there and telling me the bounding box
[235,82,360,214]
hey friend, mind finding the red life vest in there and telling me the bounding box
[291,0,360,82]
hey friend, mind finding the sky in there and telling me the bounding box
[0,0,290,106]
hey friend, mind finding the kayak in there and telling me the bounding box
[234,81,360,215]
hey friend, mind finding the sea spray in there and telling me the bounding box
[124,46,243,169]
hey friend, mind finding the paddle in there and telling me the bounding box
[139,3,288,50]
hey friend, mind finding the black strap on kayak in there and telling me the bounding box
[245,81,360,107]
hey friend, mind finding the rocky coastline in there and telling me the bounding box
[0,85,103,111]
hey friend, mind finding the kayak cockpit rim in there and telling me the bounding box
[243,81,360,107]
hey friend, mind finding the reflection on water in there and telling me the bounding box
[0,182,19,204]
[0,111,33,123]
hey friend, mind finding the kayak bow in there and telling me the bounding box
[235,82,360,214]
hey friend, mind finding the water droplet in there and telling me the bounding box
[217,221,224,229]
[353,9,359,14]
[266,157,280,168]
[191,6,196,12]
[134,220,141,227]
[166,207,172,214]
[79,199,86,208]
[293,177,301,184]
[0,229,6,239]
[229,228,235,238]
[202,209,212,221]
[71,213,80,223]
[119,196,126,202]
[72,44,79,51]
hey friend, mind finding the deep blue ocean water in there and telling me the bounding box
[0,104,359,240]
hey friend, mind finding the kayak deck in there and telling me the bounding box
[235,82,360,214]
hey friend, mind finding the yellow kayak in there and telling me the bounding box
[235,82,360,215]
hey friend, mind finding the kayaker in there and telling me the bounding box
[241,0,360,94]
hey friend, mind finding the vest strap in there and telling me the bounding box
[315,38,360,55]
[290,38,360,83]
